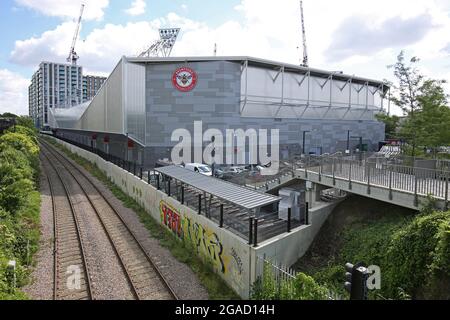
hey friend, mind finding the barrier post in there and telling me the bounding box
[414,169,418,207]
[181,186,185,205]
[349,161,352,190]
[305,202,309,225]
[248,217,254,245]
[219,204,224,228]
[389,166,393,200]
[287,208,291,233]
[253,218,259,247]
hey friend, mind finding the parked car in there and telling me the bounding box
[228,166,246,174]
[213,168,224,178]
[184,163,213,176]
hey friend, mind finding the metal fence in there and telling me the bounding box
[300,154,450,201]
[254,255,340,300]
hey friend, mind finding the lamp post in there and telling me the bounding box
[346,130,350,155]
[302,130,310,156]
[211,135,216,177]
[351,135,363,161]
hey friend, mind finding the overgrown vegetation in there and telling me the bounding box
[251,263,329,300]
[44,137,240,300]
[295,197,450,300]
[0,116,40,300]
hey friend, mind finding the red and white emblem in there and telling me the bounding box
[172,67,197,92]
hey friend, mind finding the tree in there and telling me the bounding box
[16,116,35,130]
[414,80,450,154]
[375,113,400,139]
[0,113,17,118]
[389,51,450,157]
[398,80,450,156]
[388,51,424,155]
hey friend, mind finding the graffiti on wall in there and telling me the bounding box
[160,200,183,238]
[159,200,230,274]
[230,247,243,275]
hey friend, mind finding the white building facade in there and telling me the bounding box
[29,61,105,128]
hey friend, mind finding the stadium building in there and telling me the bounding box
[51,56,388,168]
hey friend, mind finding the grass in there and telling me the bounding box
[43,137,240,300]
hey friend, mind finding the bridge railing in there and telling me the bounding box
[296,155,450,201]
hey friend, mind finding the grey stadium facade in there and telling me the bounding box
[50,56,387,168]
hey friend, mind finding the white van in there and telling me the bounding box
[184,163,213,176]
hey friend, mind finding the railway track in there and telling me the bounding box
[41,153,93,300]
[40,139,177,300]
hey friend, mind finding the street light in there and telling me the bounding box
[346,130,350,155]
[302,130,310,156]
[211,135,216,176]
[350,135,363,161]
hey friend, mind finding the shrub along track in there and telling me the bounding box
[40,139,177,300]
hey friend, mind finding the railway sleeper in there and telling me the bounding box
[59,258,84,269]
[58,252,83,263]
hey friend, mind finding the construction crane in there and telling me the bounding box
[67,4,85,65]
[299,0,308,67]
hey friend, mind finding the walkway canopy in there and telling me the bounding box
[155,166,281,210]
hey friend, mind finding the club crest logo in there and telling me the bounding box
[172,67,197,92]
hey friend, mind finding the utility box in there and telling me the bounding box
[278,188,304,221]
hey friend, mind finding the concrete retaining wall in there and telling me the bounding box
[250,201,338,282]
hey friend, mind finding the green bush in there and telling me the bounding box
[7,125,37,140]
[0,126,40,299]
[0,131,39,182]
[0,132,39,160]
[251,262,329,300]
[0,146,36,214]
[383,211,450,299]
[16,117,35,131]
[308,209,449,300]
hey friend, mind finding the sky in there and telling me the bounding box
[1,0,450,116]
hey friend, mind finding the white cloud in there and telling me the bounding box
[10,22,75,67]
[8,0,450,117]
[0,69,29,116]
[125,0,146,16]
[15,0,109,20]
[10,20,162,73]
[11,0,450,74]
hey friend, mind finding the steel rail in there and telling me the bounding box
[40,151,93,300]
[41,143,141,299]
[40,139,178,300]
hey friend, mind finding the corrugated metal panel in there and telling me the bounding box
[71,59,124,134]
[155,166,281,210]
[124,60,146,144]
[106,59,124,134]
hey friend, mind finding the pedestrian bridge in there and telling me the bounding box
[256,155,449,211]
